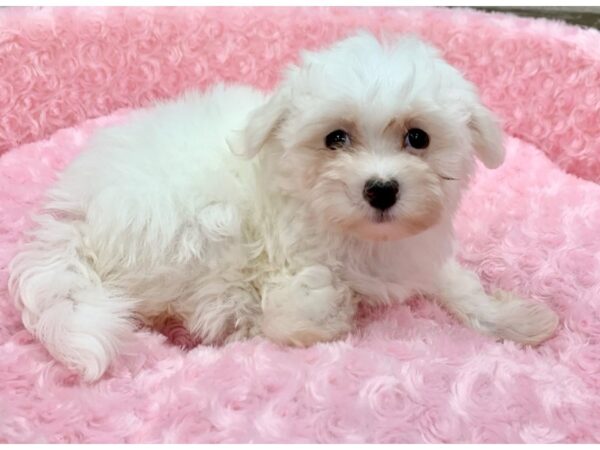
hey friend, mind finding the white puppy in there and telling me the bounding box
[9,32,558,381]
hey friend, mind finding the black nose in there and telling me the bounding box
[363,178,399,211]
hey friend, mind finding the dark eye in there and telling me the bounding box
[404,128,430,150]
[325,129,350,150]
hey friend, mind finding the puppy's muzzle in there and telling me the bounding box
[363,178,399,211]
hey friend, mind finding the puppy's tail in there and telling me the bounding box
[8,212,134,381]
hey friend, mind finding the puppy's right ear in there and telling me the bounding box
[468,101,505,169]
[227,90,287,158]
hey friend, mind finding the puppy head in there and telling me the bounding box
[234,32,504,241]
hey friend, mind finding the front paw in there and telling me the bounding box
[261,265,355,347]
[485,290,559,346]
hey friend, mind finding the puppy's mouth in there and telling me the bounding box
[372,210,394,224]
[353,205,439,241]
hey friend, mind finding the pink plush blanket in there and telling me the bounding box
[1,7,599,443]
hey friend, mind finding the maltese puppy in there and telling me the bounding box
[9,32,559,381]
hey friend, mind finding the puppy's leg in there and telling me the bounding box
[9,215,136,381]
[180,283,262,344]
[434,259,558,345]
[260,265,357,347]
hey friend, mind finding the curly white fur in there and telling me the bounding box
[8,32,558,381]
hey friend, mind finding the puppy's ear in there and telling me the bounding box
[227,91,287,158]
[469,101,505,169]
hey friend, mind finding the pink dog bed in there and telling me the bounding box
[1,7,599,443]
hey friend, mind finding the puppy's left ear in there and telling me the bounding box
[468,102,505,169]
[227,90,288,158]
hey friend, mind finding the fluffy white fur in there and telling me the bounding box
[9,33,559,381]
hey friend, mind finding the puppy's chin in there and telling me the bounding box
[342,213,442,242]
[347,220,413,241]
[338,197,444,241]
